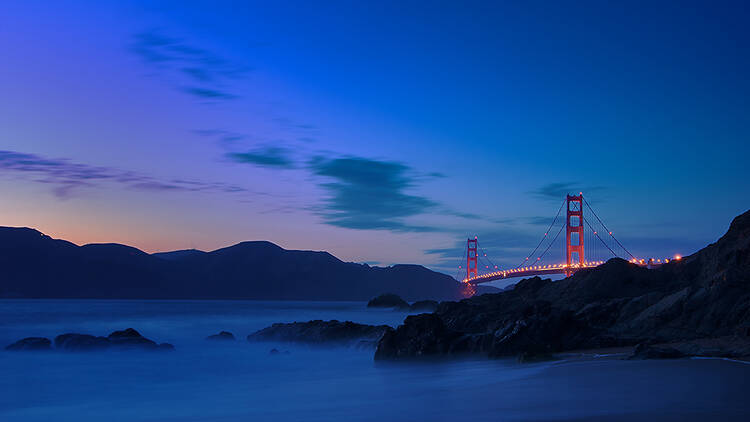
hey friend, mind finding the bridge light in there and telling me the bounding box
[674,255,682,260]
[609,231,612,235]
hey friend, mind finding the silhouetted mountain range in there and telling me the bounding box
[0,228,463,301]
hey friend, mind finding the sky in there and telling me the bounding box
[1,0,748,280]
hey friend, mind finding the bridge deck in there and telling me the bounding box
[464,260,667,284]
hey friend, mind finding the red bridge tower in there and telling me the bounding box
[566,194,584,275]
[466,237,478,280]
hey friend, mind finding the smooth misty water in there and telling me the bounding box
[1,300,748,421]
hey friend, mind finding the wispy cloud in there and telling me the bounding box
[131,29,248,102]
[0,150,249,199]
[308,156,440,232]
[182,87,237,100]
[530,182,605,200]
[227,147,296,169]
[524,216,554,226]
[129,31,470,232]
[224,147,476,231]
[192,129,247,148]
[273,117,317,131]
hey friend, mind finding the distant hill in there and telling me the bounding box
[151,249,207,261]
[0,227,463,301]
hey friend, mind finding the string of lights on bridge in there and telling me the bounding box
[457,193,683,284]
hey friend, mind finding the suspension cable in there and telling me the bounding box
[516,198,566,268]
[455,241,468,281]
[479,247,499,271]
[583,197,636,260]
[534,218,565,265]
[583,216,618,258]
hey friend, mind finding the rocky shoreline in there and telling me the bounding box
[375,209,750,361]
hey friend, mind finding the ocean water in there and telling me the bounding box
[0,299,748,422]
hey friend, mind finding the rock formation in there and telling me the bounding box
[367,293,410,310]
[207,331,236,341]
[248,320,389,347]
[6,328,173,352]
[5,337,52,351]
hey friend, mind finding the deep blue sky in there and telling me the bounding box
[0,1,747,278]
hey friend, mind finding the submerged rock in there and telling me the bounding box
[55,333,110,351]
[9,332,172,353]
[207,331,236,341]
[157,342,176,351]
[5,337,52,351]
[367,293,410,310]
[107,328,160,350]
[248,320,389,346]
[52,328,172,352]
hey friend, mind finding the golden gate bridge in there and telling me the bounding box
[459,194,681,285]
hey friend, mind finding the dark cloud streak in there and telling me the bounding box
[0,150,248,199]
[227,147,295,169]
[131,30,248,102]
[308,156,439,232]
[530,182,605,200]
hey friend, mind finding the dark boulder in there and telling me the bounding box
[375,314,467,359]
[5,337,52,351]
[367,293,410,310]
[107,328,159,349]
[207,331,235,341]
[53,328,171,351]
[157,343,175,351]
[410,300,439,312]
[248,320,390,346]
[55,333,110,351]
